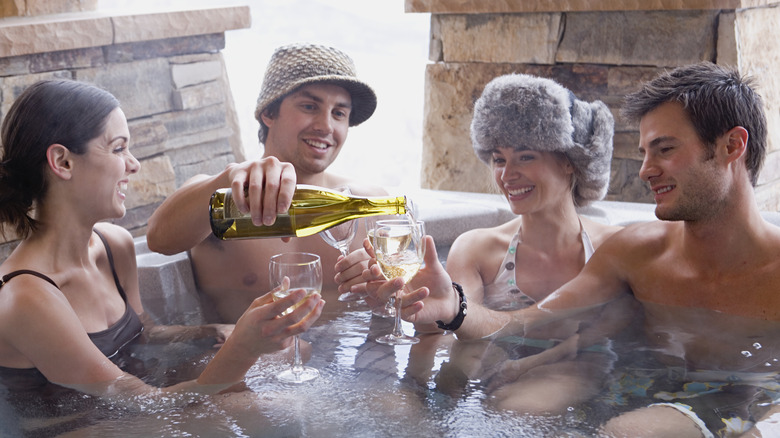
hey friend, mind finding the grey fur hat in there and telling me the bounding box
[255,43,377,144]
[471,74,614,206]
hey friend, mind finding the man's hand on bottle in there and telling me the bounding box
[226,157,297,227]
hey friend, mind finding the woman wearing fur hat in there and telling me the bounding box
[450,74,620,314]
[435,74,635,415]
[363,74,638,415]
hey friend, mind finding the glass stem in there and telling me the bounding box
[291,335,303,373]
[391,288,405,337]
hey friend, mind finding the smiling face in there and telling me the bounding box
[260,83,351,179]
[638,102,729,222]
[72,107,139,220]
[491,147,574,216]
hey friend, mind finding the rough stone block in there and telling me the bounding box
[172,80,226,111]
[735,7,780,158]
[111,6,250,45]
[126,155,176,210]
[128,117,169,160]
[155,103,229,143]
[22,0,97,16]
[433,13,562,63]
[169,143,234,187]
[405,0,780,13]
[612,132,641,160]
[758,150,780,187]
[0,53,29,76]
[608,159,653,202]
[75,57,174,119]
[103,34,225,64]
[29,46,104,73]
[171,59,222,88]
[0,15,112,57]
[165,126,233,152]
[557,10,718,67]
[0,70,72,118]
[717,11,738,66]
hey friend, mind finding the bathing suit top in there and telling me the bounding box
[0,229,144,384]
[482,222,595,311]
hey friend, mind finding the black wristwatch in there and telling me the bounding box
[436,282,467,331]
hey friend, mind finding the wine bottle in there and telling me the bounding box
[210,184,410,239]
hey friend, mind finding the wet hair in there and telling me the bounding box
[621,62,767,186]
[0,79,120,238]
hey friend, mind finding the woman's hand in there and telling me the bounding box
[363,236,458,325]
[230,278,325,357]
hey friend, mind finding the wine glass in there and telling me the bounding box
[269,252,322,383]
[319,186,360,302]
[374,219,425,345]
[365,216,396,318]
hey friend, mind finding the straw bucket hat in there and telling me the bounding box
[254,43,377,143]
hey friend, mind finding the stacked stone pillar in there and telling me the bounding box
[409,0,780,210]
[0,4,250,257]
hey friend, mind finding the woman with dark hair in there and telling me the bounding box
[0,79,323,404]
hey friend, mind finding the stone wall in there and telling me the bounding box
[411,0,780,210]
[0,6,250,258]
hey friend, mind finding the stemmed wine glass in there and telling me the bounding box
[319,186,360,302]
[373,219,425,345]
[269,252,322,383]
[365,216,396,318]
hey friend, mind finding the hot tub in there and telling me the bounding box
[3,189,779,437]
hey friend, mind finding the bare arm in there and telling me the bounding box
[146,157,296,255]
[366,232,632,341]
[0,271,323,406]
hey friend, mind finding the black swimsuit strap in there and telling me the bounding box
[0,229,124,299]
[92,228,128,302]
[0,270,59,289]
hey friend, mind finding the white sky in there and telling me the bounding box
[99,0,431,189]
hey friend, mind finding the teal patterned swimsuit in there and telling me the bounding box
[482,223,595,311]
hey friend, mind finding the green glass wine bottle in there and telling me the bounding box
[210,184,410,239]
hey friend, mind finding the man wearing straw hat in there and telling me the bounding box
[147,43,384,323]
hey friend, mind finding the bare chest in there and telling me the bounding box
[629,257,780,320]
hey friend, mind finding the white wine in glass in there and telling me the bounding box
[269,252,322,383]
[365,217,403,318]
[374,220,425,345]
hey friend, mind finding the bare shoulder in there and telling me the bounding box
[92,222,135,258]
[448,218,519,261]
[597,220,674,258]
[0,270,65,327]
[580,216,623,247]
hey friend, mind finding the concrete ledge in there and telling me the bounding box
[0,5,250,57]
[405,0,780,13]
[135,238,205,326]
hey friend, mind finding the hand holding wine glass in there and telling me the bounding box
[319,186,360,302]
[269,252,322,383]
[364,216,396,318]
[373,219,425,345]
